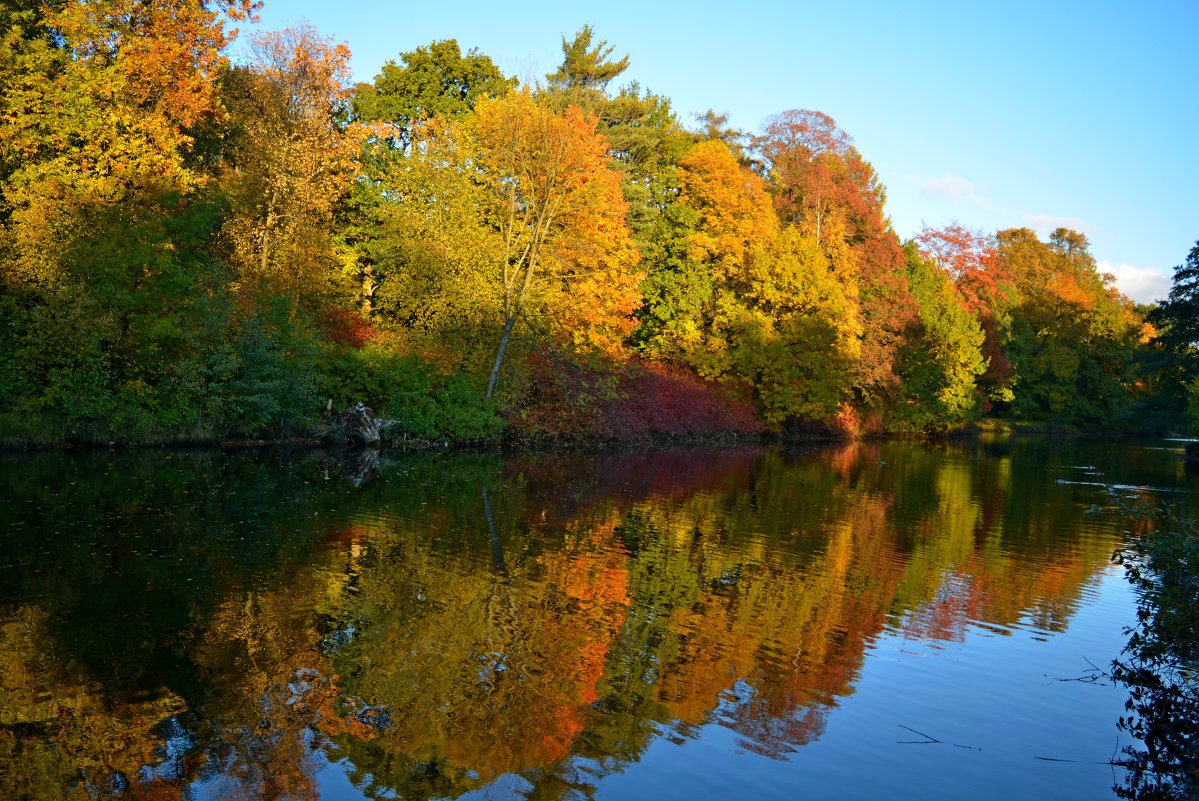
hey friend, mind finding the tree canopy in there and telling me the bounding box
[0,12,1169,443]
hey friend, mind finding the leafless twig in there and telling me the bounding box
[896,724,940,744]
[896,724,981,751]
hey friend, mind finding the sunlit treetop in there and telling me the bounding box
[353,38,514,134]
[545,24,630,94]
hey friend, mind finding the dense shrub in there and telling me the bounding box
[316,343,503,441]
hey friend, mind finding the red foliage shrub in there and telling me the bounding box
[601,361,764,438]
[508,357,764,440]
[320,307,378,348]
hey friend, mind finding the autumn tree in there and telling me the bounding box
[0,0,263,436]
[220,25,361,313]
[996,227,1147,424]
[891,244,987,432]
[756,110,917,416]
[361,116,505,365]
[638,139,861,425]
[674,140,779,285]
[638,138,777,370]
[692,109,753,166]
[467,90,642,399]
[351,90,641,421]
[757,110,853,246]
[916,223,1002,295]
[356,49,646,405]
[916,223,1016,409]
[1,0,258,291]
[729,227,862,424]
[542,27,689,254]
[343,40,512,326]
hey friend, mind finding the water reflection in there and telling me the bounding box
[0,439,1183,800]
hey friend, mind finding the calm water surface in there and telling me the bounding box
[0,437,1190,800]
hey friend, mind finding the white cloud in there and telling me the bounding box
[912,174,994,210]
[1098,260,1171,305]
[1019,212,1090,238]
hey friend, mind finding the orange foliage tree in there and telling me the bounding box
[468,90,642,399]
[1,0,260,289]
[648,138,778,375]
[676,139,779,284]
[642,138,860,425]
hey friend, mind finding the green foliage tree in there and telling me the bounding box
[1113,512,1199,801]
[725,227,861,424]
[0,0,281,441]
[891,244,987,433]
[1151,242,1199,355]
[347,40,511,322]
[545,24,630,99]
[916,222,1016,410]
[1143,241,1199,431]
[692,109,753,166]
[352,39,514,149]
[997,228,1146,426]
[358,117,504,365]
[542,27,688,253]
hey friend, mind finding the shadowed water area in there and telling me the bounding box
[0,437,1191,800]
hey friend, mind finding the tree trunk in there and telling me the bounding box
[260,187,279,276]
[361,262,375,315]
[485,314,518,401]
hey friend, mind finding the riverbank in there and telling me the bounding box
[0,408,1160,453]
[0,413,774,453]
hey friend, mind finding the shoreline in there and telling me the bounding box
[0,418,1167,455]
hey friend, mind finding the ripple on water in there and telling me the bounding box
[0,441,1174,801]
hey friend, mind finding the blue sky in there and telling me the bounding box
[250,0,1197,304]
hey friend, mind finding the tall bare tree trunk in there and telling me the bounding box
[485,314,518,400]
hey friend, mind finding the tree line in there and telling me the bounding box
[1,1,1193,443]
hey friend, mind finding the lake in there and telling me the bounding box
[0,436,1189,800]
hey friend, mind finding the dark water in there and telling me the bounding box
[0,437,1190,800]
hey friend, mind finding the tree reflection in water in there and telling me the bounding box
[1112,510,1199,801]
[0,440,1151,800]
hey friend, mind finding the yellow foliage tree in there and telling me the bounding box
[220,25,361,311]
[651,139,861,424]
[1,0,258,290]
[468,90,642,399]
[675,139,779,284]
[365,117,506,363]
